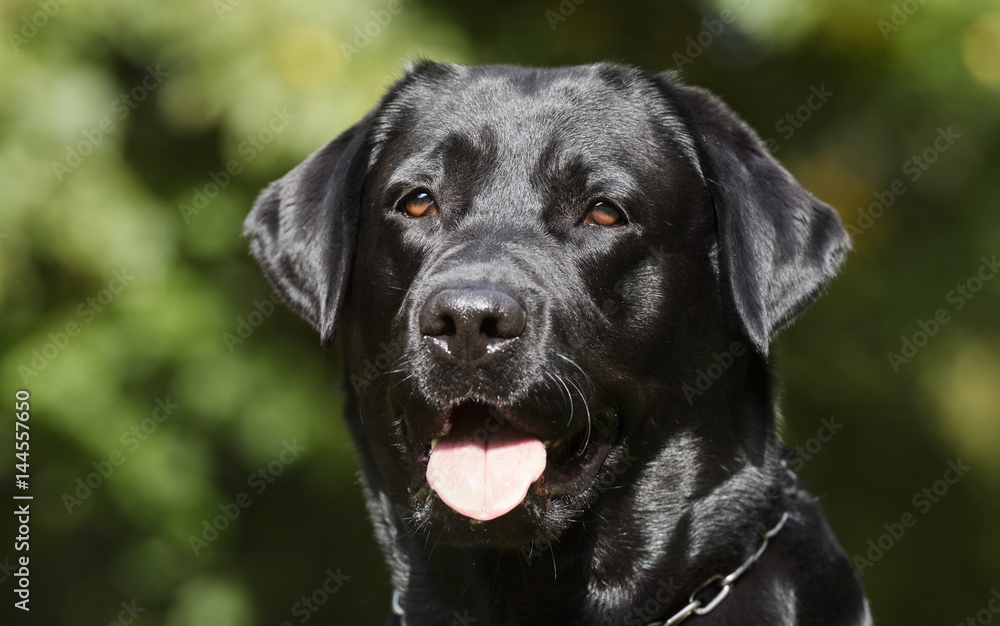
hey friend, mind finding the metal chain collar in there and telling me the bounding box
[391,462,799,626]
[647,511,789,625]
[647,460,799,626]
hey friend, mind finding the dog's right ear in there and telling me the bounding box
[656,77,850,357]
[243,112,375,349]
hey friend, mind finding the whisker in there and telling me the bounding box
[557,353,594,394]
[552,373,574,427]
[386,371,415,391]
[543,372,567,415]
[564,376,592,453]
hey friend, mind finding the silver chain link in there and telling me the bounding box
[391,589,406,625]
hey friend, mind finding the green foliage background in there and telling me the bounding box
[1,0,998,624]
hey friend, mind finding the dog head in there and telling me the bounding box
[244,62,848,549]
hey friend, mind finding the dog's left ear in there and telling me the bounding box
[659,76,850,357]
[243,112,375,349]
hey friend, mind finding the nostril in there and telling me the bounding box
[480,316,499,339]
[441,315,457,337]
[420,312,456,337]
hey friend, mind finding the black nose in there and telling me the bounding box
[419,287,526,364]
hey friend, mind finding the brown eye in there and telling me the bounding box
[400,191,438,218]
[583,201,624,227]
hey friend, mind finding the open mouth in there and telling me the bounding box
[415,400,615,521]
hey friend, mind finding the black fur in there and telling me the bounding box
[244,61,869,625]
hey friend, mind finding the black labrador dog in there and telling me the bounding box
[244,61,871,625]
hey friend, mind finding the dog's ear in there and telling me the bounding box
[661,77,850,357]
[243,112,375,349]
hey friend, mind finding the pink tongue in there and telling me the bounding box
[426,418,546,521]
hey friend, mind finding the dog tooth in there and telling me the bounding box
[430,438,438,451]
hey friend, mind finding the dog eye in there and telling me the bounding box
[399,191,439,218]
[583,201,625,227]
